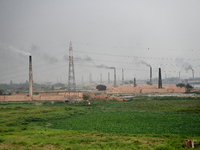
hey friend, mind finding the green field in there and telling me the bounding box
[0,96,200,149]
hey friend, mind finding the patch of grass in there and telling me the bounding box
[48,111,200,136]
[0,98,200,149]
[0,138,5,143]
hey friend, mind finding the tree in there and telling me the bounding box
[186,83,193,90]
[129,80,134,84]
[16,91,20,94]
[124,81,129,84]
[0,89,4,95]
[176,83,185,88]
[146,81,151,85]
[96,84,107,91]
[83,94,90,100]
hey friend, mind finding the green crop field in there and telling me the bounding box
[0,96,200,149]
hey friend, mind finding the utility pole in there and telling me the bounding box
[68,41,76,100]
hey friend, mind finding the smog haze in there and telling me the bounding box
[0,0,200,84]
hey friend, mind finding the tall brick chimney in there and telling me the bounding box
[122,69,124,85]
[158,68,162,89]
[134,77,137,87]
[114,68,117,87]
[29,55,33,97]
[192,70,194,80]
[150,67,152,85]
[100,73,102,83]
[108,72,110,84]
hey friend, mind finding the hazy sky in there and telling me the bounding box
[0,0,200,84]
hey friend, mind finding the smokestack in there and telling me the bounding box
[192,70,194,80]
[114,68,117,87]
[29,55,33,97]
[122,69,124,85]
[89,73,92,84]
[134,78,136,87]
[179,71,181,81]
[158,68,162,89]
[82,76,83,88]
[108,72,110,84]
[150,67,152,85]
[100,73,102,83]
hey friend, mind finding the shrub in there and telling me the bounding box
[96,84,107,91]
[16,91,20,94]
[83,94,90,100]
[186,83,193,90]
[146,81,151,85]
[0,138,5,143]
[0,89,4,95]
[34,92,39,95]
[176,83,185,88]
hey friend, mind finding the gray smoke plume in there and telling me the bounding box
[0,42,31,56]
[43,54,58,64]
[176,58,194,71]
[96,64,115,69]
[183,63,194,71]
[63,55,94,63]
[96,64,108,68]
[31,44,58,64]
[140,60,151,67]
[63,55,69,61]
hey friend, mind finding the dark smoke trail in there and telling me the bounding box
[140,60,151,67]
[96,64,115,69]
[175,58,193,71]
[63,55,94,63]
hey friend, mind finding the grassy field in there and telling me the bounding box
[0,96,200,149]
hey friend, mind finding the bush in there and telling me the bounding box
[16,91,20,94]
[186,83,193,90]
[0,138,5,143]
[83,94,90,100]
[34,92,39,95]
[176,83,185,88]
[129,80,134,84]
[146,81,151,85]
[0,89,4,95]
[96,84,107,91]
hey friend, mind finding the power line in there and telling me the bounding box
[73,50,200,61]
[73,42,197,52]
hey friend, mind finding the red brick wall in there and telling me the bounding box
[33,95,41,100]
[5,96,27,101]
[39,93,58,96]
[40,96,65,100]
[95,94,107,100]
[0,96,5,101]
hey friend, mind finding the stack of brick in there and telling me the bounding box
[66,92,83,99]
[111,97,128,101]
[58,93,65,96]
[11,93,28,96]
[105,84,186,94]
[95,94,107,100]
[0,92,83,102]
[5,95,27,101]
[88,93,95,100]
[39,93,58,96]
[0,96,5,101]
[33,95,41,101]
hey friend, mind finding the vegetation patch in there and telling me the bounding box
[0,97,200,149]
